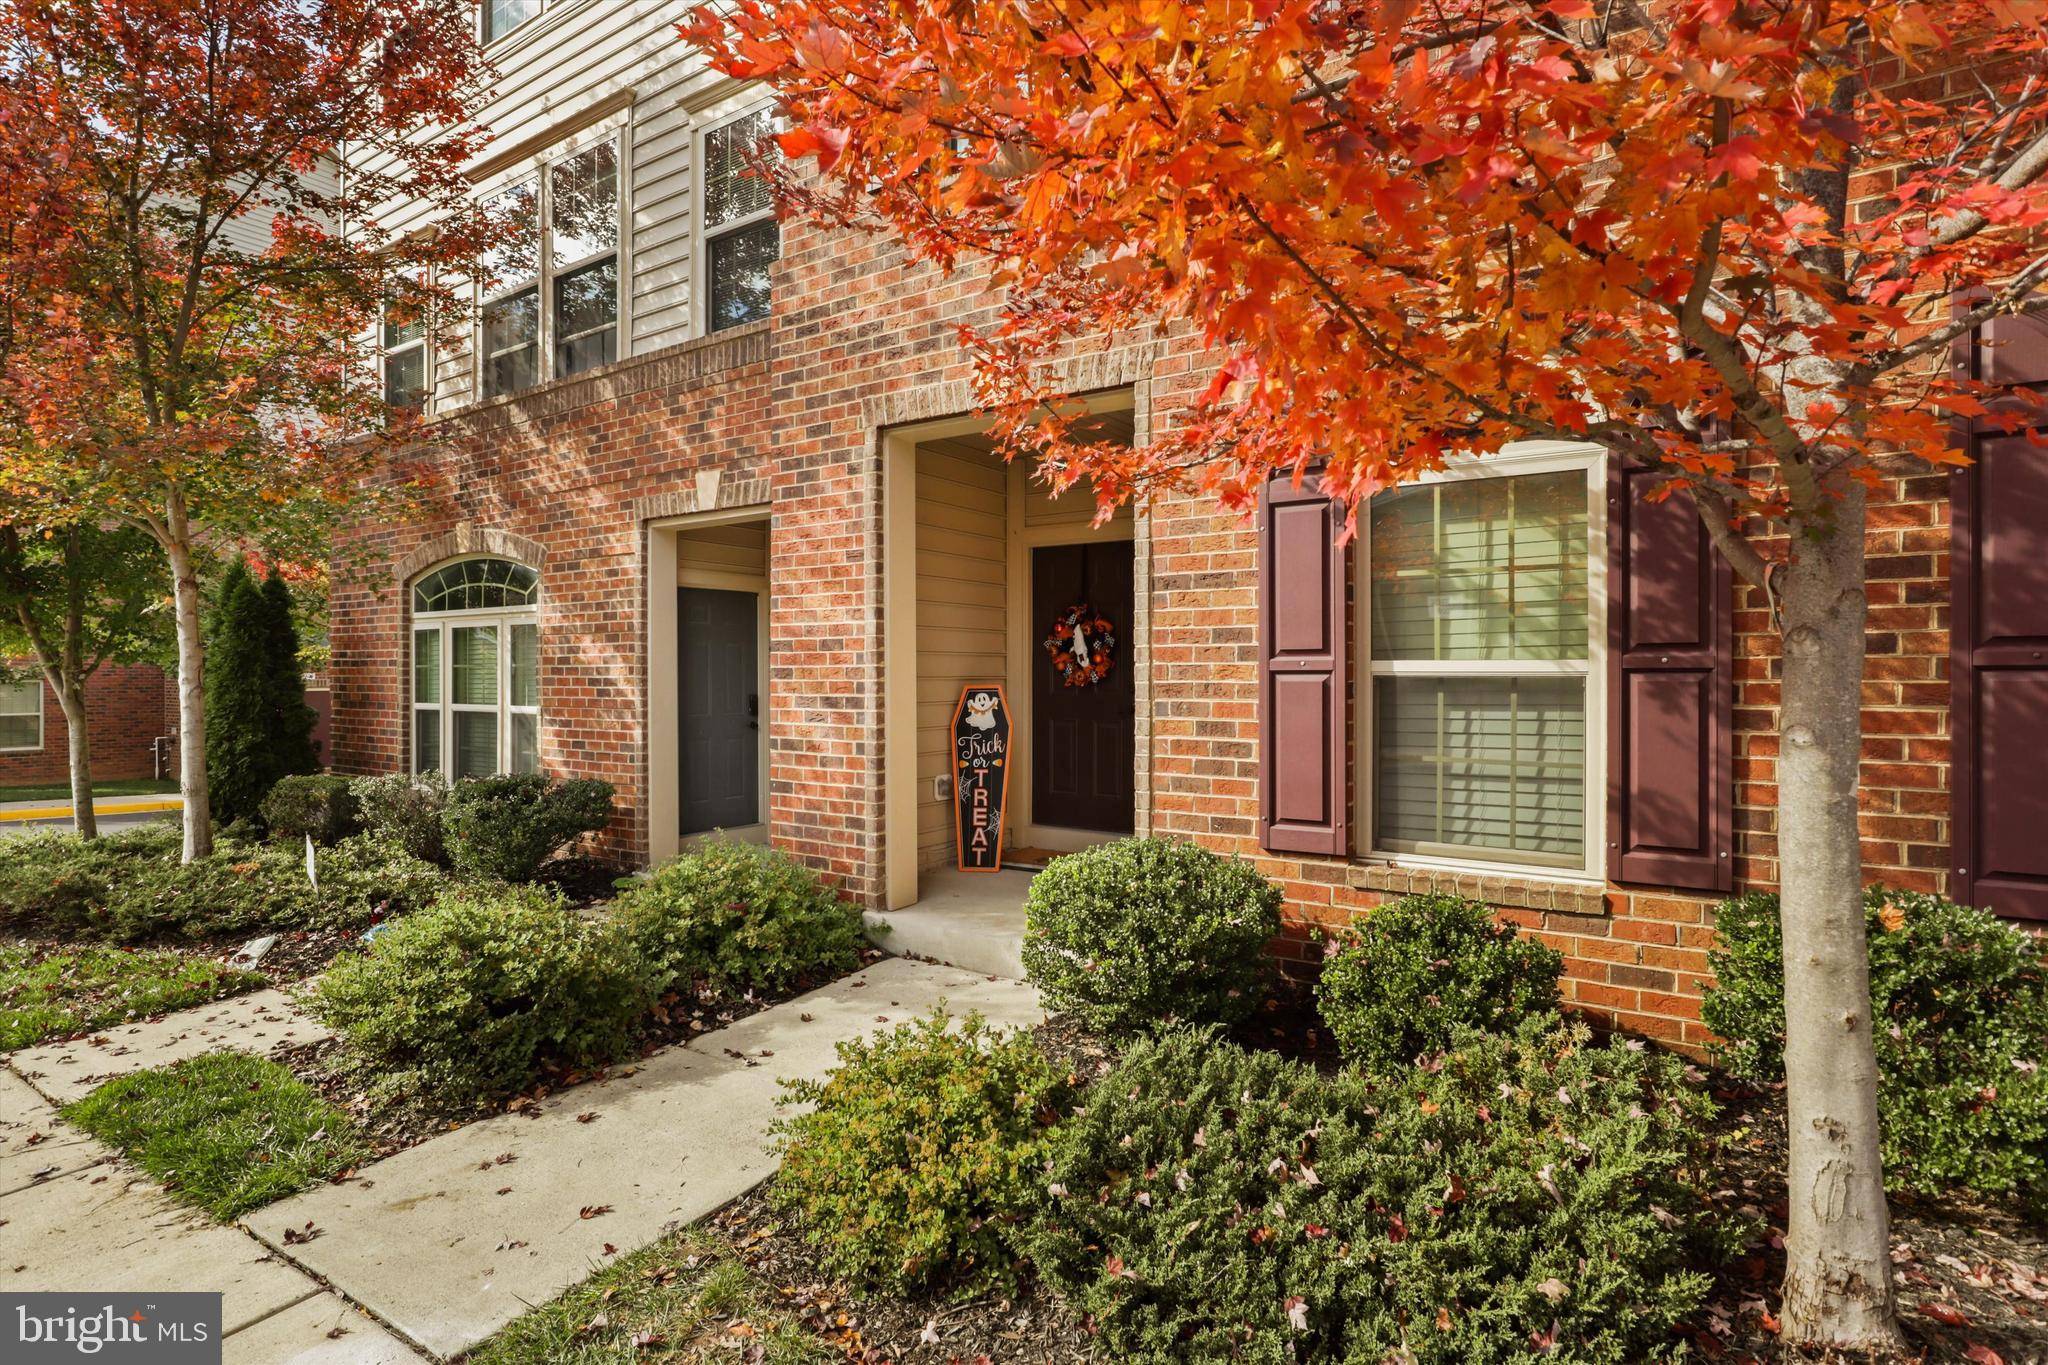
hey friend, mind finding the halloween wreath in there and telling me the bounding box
[1043,601,1116,688]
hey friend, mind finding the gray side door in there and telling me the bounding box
[679,586,760,835]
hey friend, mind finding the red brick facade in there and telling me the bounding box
[0,663,178,788]
[331,186,1964,1054]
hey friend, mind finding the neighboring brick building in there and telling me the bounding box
[0,664,177,789]
[329,7,2045,1050]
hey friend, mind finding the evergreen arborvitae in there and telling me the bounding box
[257,569,319,777]
[204,564,318,825]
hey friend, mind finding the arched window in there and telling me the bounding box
[410,557,540,777]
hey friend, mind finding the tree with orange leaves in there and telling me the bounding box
[687,0,2048,1348]
[0,0,498,860]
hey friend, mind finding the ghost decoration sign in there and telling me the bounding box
[952,684,1011,872]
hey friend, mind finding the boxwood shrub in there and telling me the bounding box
[259,775,360,846]
[308,883,655,1098]
[443,774,614,882]
[614,838,863,995]
[1317,893,1563,1073]
[1022,837,1281,1034]
[350,772,449,865]
[772,1008,1066,1298]
[1704,886,2048,1213]
[1025,1021,1728,1364]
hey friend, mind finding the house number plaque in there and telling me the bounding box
[952,684,1011,873]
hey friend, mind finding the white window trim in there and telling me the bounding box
[0,677,43,753]
[480,0,546,48]
[1354,441,1609,882]
[409,560,541,778]
[381,267,430,413]
[693,96,780,337]
[474,116,632,400]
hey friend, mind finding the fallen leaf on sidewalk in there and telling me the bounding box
[580,1204,613,1219]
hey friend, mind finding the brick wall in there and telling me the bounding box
[1141,453,1954,1052]
[330,178,1963,1055]
[0,663,178,787]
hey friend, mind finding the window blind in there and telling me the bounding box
[1369,468,1592,866]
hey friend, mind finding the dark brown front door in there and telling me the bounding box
[1031,540,1135,835]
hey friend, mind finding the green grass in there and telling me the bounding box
[467,1229,826,1365]
[0,778,179,803]
[62,1052,366,1220]
[0,944,265,1050]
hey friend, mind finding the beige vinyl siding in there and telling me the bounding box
[916,441,1008,871]
[346,0,735,411]
[676,521,767,579]
[1020,476,1133,535]
[628,74,701,351]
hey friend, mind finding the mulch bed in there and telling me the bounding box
[1688,1079,2048,1364]
[274,943,896,1162]
[706,1008,2047,1365]
[707,1191,1100,1365]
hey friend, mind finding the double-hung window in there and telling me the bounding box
[483,0,542,44]
[478,131,621,399]
[381,271,429,411]
[1363,450,1604,874]
[0,677,41,752]
[411,558,541,778]
[701,108,779,333]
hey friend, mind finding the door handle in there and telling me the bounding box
[748,693,759,730]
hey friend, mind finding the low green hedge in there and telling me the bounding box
[1024,1021,1729,1363]
[772,1008,1066,1298]
[444,774,614,882]
[614,838,863,995]
[350,772,449,865]
[1704,886,2048,1214]
[260,775,360,846]
[1021,837,1281,1034]
[0,823,445,943]
[308,882,655,1099]
[1317,892,1563,1074]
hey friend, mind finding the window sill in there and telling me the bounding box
[1347,859,1609,916]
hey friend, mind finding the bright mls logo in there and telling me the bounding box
[2,1293,220,1363]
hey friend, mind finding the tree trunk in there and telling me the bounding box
[163,496,212,862]
[57,681,96,840]
[1773,480,1902,1351]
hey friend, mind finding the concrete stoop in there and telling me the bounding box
[863,866,1035,980]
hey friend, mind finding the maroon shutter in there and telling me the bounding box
[1950,309,2048,920]
[1606,460,1734,890]
[1258,471,1348,856]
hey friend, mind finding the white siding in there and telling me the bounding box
[349,0,743,411]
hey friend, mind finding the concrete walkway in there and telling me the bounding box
[8,988,329,1105]
[4,956,1040,1362]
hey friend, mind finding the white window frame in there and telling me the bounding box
[694,97,780,337]
[480,0,546,47]
[381,267,430,413]
[0,677,43,753]
[475,118,630,400]
[1355,441,1609,881]
[409,560,541,778]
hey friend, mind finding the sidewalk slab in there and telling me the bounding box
[245,958,1041,1360]
[8,988,327,1105]
[2,1165,319,1336]
[223,1293,424,1365]
[0,1068,110,1196]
